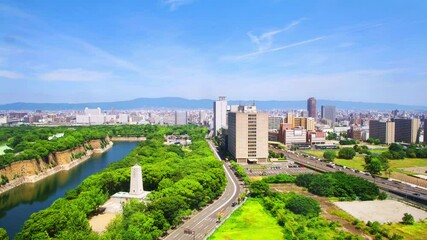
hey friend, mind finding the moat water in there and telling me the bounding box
[0,141,139,238]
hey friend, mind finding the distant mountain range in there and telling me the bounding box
[0,97,425,111]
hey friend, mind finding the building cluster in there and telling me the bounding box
[212,96,427,165]
[0,108,211,127]
[1,96,425,164]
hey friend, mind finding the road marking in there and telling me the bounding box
[194,141,238,226]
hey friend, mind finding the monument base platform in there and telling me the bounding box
[112,191,151,200]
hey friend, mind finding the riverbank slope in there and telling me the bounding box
[0,138,113,194]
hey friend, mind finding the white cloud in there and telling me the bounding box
[161,0,193,11]
[247,19,303,51]
[228,36,325,60]
[38,68,111,82]
[0,70,24,79]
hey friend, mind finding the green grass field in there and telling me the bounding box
[383,221,427,240]
[208,198,283,240]
[301,149,427,172]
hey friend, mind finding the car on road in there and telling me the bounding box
[231,202,237,207]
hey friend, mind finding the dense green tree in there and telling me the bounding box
[286,195,321,217]
[323,150,337,161]
[326,132,338,140]
[365,158,382,175]
[250,180,271,197]
[0,228,9,240]
[295,172,379,200]
[338,148,356,159]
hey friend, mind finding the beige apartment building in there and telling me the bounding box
[287,116,315,131]
[228,106,268,164]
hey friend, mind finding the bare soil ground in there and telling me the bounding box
[402,167,427,176]
[89,213,118,233]
[391,172,427,188]
[89,198,124,233]
[334,200,427,224]
[270,184,372,239]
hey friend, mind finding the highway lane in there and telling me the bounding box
[164,140,242,240]
[286,152,427,205]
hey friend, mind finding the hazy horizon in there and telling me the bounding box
[1,1,426,105]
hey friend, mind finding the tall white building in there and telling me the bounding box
[118,114,129,124]
[175,111,187,125]
[76,107,105,125]
[213,96,227,136]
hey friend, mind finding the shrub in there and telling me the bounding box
[323,150,337,161]
[402,213,415,225]
[286,195,321,218]
[378,192,387,200]
[338,148,356,159]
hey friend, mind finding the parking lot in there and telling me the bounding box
[243,162,315,176]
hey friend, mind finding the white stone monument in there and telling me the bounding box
[111,164,150,200]
[130,164,144,195]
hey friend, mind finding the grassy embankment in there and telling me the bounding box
[208,198,283,240]
[383,221,427,240]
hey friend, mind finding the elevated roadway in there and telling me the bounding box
[287,152,427,206]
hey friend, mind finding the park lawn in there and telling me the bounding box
[389,158,427,168]
[301,150,325,158]
[334,156,366,171]
[209,198,283,240]
[369,149,388,154]
[383,221,427,240]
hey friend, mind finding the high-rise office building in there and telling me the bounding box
[424,121,427,143]
[76,107,105,125]
[394,118,420,144]
[268,116,283,130]
[175,111,187,125]
[213,96,227,136]
[321,105,336,125]
[228,106,268,163]
[369,120,395,144]
[307,97,317,119]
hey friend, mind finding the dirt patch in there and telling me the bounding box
[391,172,427,188]
[401,167,427,176]
[89,213,118,233]
[270,184,372,239]
[334,200,427,224]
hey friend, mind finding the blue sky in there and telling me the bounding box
[0,0,426,105]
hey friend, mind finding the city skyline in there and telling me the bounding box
[1,1,427,105]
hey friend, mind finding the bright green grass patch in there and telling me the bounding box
[383,221,427,240]
[0,144,12,155]
[389,158,427,168]
[301,150,325,157]
[369,149,388,154]
[209,198,284,240]
[334,157,366,171]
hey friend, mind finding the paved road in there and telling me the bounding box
[164,140,242,240]
[286,152,427,205]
